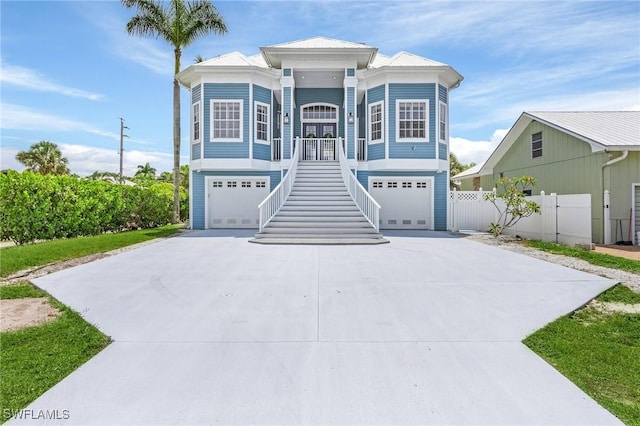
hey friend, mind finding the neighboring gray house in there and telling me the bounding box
[453,111,640,244]
[177,37,463,238]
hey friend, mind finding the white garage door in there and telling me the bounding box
[206,177,270,228]
[369,177,433,229]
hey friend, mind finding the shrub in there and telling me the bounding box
[0,171,183,244]
[483,176,541,237]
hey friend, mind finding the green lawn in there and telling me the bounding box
[0,224,183,278]
[525,240,640,274]
[524,284,640,425]
[0,283,111,423]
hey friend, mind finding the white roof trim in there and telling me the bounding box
[479,111,640,176]
[452,162,487,180]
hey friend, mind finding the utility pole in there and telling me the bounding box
[119,118,130,183]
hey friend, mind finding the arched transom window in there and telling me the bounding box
[302,104,337,121]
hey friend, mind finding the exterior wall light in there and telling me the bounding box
[284,112,290,124]
[348,112,354,124]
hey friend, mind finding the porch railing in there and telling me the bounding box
[357,138,366,161]
[300,138,337,161]
[337,137,381,231]
[258,138,300,232]
[272,138,282,161]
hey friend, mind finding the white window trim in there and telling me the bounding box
[192,101,201,143]
[254,101,270,145]
[395,99,429,143]
[439,101,448,143]
[368,101,384,145]
[301,103,338,123]
[210,99,244,143]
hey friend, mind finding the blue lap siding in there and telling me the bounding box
[366,85,386,161]
[253,84,272,161]
[388,83,436,159]
[203,83,250,158]
[191,143,201,160]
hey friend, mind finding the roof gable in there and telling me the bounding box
[265,36,374,50]
[374,51,447,68]
[525,111,640,150]
[260,36,378,69]
[479,111,640,176]
[197,51,267,68]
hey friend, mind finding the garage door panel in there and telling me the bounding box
[207,178,269,228]
[369,178,432,230]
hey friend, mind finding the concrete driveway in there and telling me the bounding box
[16,230,621,425]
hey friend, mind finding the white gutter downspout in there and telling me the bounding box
[601,150,629,244]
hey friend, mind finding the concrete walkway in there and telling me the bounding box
[16,230,621,425]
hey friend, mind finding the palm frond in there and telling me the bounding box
[123,0,173,43]
[179,1,227,47]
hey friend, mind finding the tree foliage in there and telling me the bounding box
[483,176,541,237]
[15,141,70,175]
[0,171,187,245]
[449,152,475,189]
[122,0,227,223]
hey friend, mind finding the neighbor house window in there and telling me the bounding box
[254,102,269,144]
[439,101,447,141]
[397,100,428,141]
[211,100,243,142]
[532,132,542,158]
[193,102,200,142]
[369,101,384,144]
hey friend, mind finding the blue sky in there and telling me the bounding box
[1,0,639,176]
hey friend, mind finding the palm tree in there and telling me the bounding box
[135,162,157,179]
[179,164,189,191]
[15,141,70,175]
[122,0,227,223]
[88,171,121,182]
[158,171,173,183]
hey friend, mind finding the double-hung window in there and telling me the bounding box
[531,132,543,158]
[254,102,269,144]
[369,101,384,144]
[439,101,447,141]
[211,100,243,142]
[397,100,428,141]
[193,102,200,142]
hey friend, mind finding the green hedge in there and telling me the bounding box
[0,171,187,245]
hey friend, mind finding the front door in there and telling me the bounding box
[303,123,336,139]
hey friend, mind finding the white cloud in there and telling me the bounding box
[450,128,508,166]
[1,103,119,138]
[0,146,24,172]
[0,62,105,101]
[1,103,149,145]
[59,143,187,177]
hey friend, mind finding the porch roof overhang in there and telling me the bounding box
[176,64,279,88]
[260,47,378,70]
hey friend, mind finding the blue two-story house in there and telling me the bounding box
[177,37,463,235]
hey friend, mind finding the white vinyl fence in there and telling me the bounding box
[448,190,592,246]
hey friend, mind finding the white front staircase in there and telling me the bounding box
[252,161,387,244]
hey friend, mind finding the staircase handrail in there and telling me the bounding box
[257,137,300,232]
[337,137,381,231]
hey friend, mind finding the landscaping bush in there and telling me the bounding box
[0,171,183,244]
